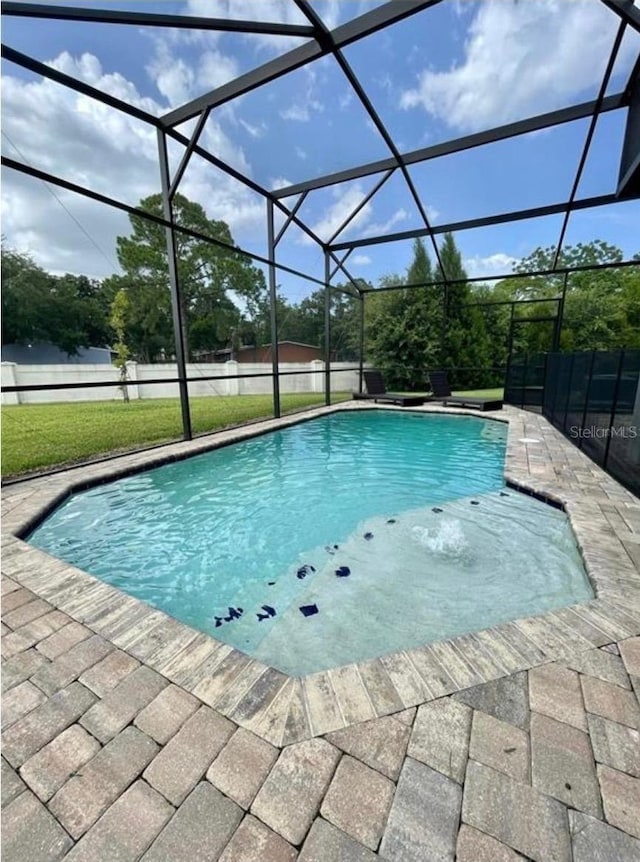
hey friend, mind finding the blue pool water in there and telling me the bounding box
[29,411,592,673]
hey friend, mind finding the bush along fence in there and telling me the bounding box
[505,349,640,497]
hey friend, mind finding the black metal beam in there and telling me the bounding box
[267,201,281,419]
[164,125,324,249]
[327,170,395,245]
[552,274,569,351]
[163,125,362,291]
[274,192,308,247]
[600,0,640,34]
[330,193,622,251]
[2,44,161,127]
[618,51,640,197]
[327,259,363,297]
[163,40,323,128]
[169,108,210,202]
[360,257,639,294]
[466,297,561,309]
[324,251,331,406]
[358,295,365,392]
[0,156,331,289]
[161,0,442,127]
[328,256,364,298]
[292,0,447,282]
[157,129,192,441]
[329,250,353,281]
[0,3,317,37]
[272,94,626,199]
[552,20,626,268]
[512,316,558,324]
[1,366,360,395]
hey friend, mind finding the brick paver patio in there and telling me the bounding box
[2,404,640,860]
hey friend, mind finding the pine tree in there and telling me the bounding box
[437,232,490,388]
[404,238,443,383]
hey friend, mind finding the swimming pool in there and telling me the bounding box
[29,410,593,674]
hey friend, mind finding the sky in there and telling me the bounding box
[2,0,640,306]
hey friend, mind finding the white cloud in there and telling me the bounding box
[1,170,128,279]
[147,45,195,107]
[1,54,263,277]
[361,208,408,238]
[464,252,518,280]
[281,104,312,122]
[184,0,310,51]
[352,254,371,266]
[197,50,240,92]
[185,0,305,23]
[280,97,324,122]
[270,176,294,190]
[301,184,374,245]
[238,118,267,138]
[145,27,239,108]
[279,65,324,122]
[51,52,162,116]
[400,0,634,132]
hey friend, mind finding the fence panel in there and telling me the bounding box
[1,361,361,405]
[506,349,639,497]
[606,350,640,494]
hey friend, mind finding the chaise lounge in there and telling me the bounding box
[428,370,503,411]
[353,370,425,406]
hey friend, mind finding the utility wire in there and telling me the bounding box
[1,130,120,273]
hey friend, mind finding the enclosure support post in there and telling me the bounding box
[358,294,365,393]
[553,273,568,352]
[507,301,516,360]
[441,283,448,373]
[157,128,192,441]
[324,251,331,406]
[561,353,576,432]
[267,200,281,419]
[579,350,597,449]
[603,348,626,468]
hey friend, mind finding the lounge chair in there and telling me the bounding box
[428,370,503,411]
[353,370,425,406]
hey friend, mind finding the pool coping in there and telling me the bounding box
[2,402,639,746]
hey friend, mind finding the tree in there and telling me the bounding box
[364,234,496,389]
[366,238,444,388]
[245,283,361,361]
[1,245,111,355]
[484,240,640,355]
[406,238,444,372]
[437,233,491,388]
[366,279,419,388]
[103,194,268,361]
[109,288,131,402]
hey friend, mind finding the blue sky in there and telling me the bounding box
[2,0,640,306]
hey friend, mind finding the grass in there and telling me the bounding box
[1,387,504,478]
[1,393,347,478]
[399,387,504,399]
[453,387,504,399]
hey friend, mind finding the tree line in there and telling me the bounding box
[2,192,639,391]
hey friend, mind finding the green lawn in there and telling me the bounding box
[453,388,504,399]
[1,387,503,478]
[1,394,346,478]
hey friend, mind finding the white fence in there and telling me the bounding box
[1,360,362,405]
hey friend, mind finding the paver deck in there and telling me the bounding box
[2,403,640,859]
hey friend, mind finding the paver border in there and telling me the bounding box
[2,402,639,746]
